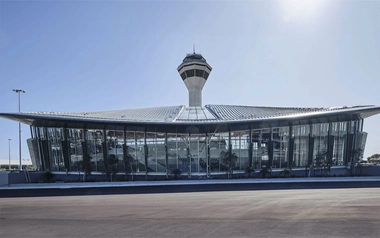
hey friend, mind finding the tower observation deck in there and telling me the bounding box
[177,52,212,107]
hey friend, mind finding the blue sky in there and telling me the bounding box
[0,0,379,165]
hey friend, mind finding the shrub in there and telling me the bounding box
[244,167,255,178]
[171,168,182,179]
[41,171,55,183]
[279,168,291,178]
[259,168,271,178]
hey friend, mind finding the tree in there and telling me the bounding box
[171,168,182,180]
[123,145,135,180]
[351,148,364,176]
[259,167,271,178]
[244,167,255,178]
[105,154,118,181]
[75,153,93,181]
[41,170,55,183]
[220,151,238,178]
[279,168,291,178]
[367,153,380,163]
[314,151,330,176]
[352,148,364,163]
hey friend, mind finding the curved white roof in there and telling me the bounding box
[2,104,379,124]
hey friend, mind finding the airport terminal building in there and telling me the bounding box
[1,53,380,177]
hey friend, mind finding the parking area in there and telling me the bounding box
[1,188,379,237]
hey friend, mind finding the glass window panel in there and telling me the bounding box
[180,72,186,80]
[204,71,209,80]
[332,122,347,166]
[273,127,290,169]
[293,126,308,168]
[252,130,261,170]
[68,128,83,172]
[86,130,103,172]
[125,131,138,173]
[114,130,125,173]
[185,69,195,77]
[177,134,189,174]
[167,133,178,171]
[231,130,250,170]
[189,136,200,174]
[105,129,122,174]
[209,133,224,173]
[155,133,166,173]
[195,69,204,77]
[218,133,229,173]
[198,136,208,173]
[48,128,64,172]
[313,123,329,167]
[135,132,146,173]
[260,129,271,169]
[146,133,157,173]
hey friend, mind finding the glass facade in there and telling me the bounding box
[331,122,347,166]
[292,125,309,168]
[29,119,364,177]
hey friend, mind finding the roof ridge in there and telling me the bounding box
[173,106,186,121]
[206,104,325,110]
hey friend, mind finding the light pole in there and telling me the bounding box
[12,89,25,171]
[8,139,11,170]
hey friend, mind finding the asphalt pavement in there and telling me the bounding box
[1,188,379,237]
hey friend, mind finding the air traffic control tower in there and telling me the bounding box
[177,52,212,107]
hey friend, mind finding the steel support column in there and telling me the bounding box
[345,121,352,167]
[288,126,294,170]
[61,128,70,172]
[327,123,334,171]
[308,124,314,167]
[122,128,131,180]
[102,128,107,174]
[144,130,148,179]
[268,128,274,170]
[206,134,210,178]
[35,127,44,171]
[41,127,51,171]
[165,133,169,178]
[248,128,253,168]
[186,134,191,178]
[81,129,89,180]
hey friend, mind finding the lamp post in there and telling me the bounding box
[12,89,25,171]
[8,139,11,170]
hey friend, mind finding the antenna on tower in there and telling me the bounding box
[193,44,195,54]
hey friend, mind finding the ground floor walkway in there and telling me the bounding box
[1,176,380,197]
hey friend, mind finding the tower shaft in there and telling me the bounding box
[188,88,202,107]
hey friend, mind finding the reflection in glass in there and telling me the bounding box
[32,120,361,176]
[293,126,309,168]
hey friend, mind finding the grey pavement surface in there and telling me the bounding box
[1,188,379,238]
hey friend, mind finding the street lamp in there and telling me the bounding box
[12,89,26,171]
[8,139,11,170]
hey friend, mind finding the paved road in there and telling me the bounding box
[1,188,379,238]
